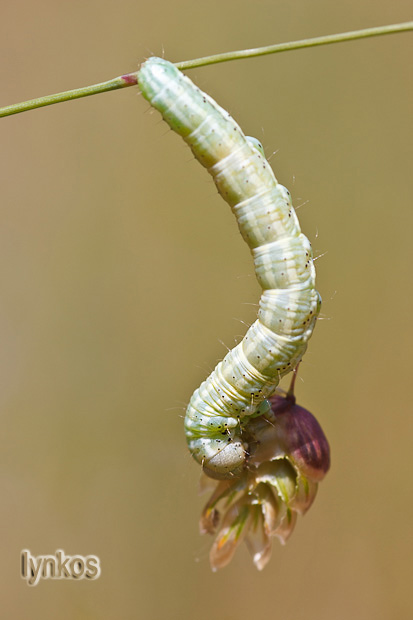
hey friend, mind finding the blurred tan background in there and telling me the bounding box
[1,0,412,618]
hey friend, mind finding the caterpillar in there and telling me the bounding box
[137,58,320,480]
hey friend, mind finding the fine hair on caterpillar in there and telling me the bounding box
[138,57,320,480]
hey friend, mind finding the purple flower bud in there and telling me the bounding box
[248,393,330,482]
[199,372,331,570]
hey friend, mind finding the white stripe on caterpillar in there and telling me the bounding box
[137,58,321,479]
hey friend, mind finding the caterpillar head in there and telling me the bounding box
[202,437,246,480]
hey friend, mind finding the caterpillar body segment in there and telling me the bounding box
[137,58,320,479]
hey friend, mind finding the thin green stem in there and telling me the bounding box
[175,21,413,69]
[1,22,412,118]
[0,73,138,118]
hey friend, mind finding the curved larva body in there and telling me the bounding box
[138,58,321,479]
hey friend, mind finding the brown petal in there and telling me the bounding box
[245,507,273,570]
[253,482,285,536]
[274,508,298,545]
[255,459,297,504]
[209,499,252,571]
[290,475,318,515]
[200,507,220,536]
[199,476,246,535]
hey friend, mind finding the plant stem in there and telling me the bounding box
[1,22,412,118]
[0,74,138,118]
[175,22,413,69]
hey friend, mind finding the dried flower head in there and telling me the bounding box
[199,372,330,571]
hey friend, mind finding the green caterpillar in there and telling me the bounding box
[138,57,320,479]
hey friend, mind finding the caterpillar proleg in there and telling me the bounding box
[138,58,321,479]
